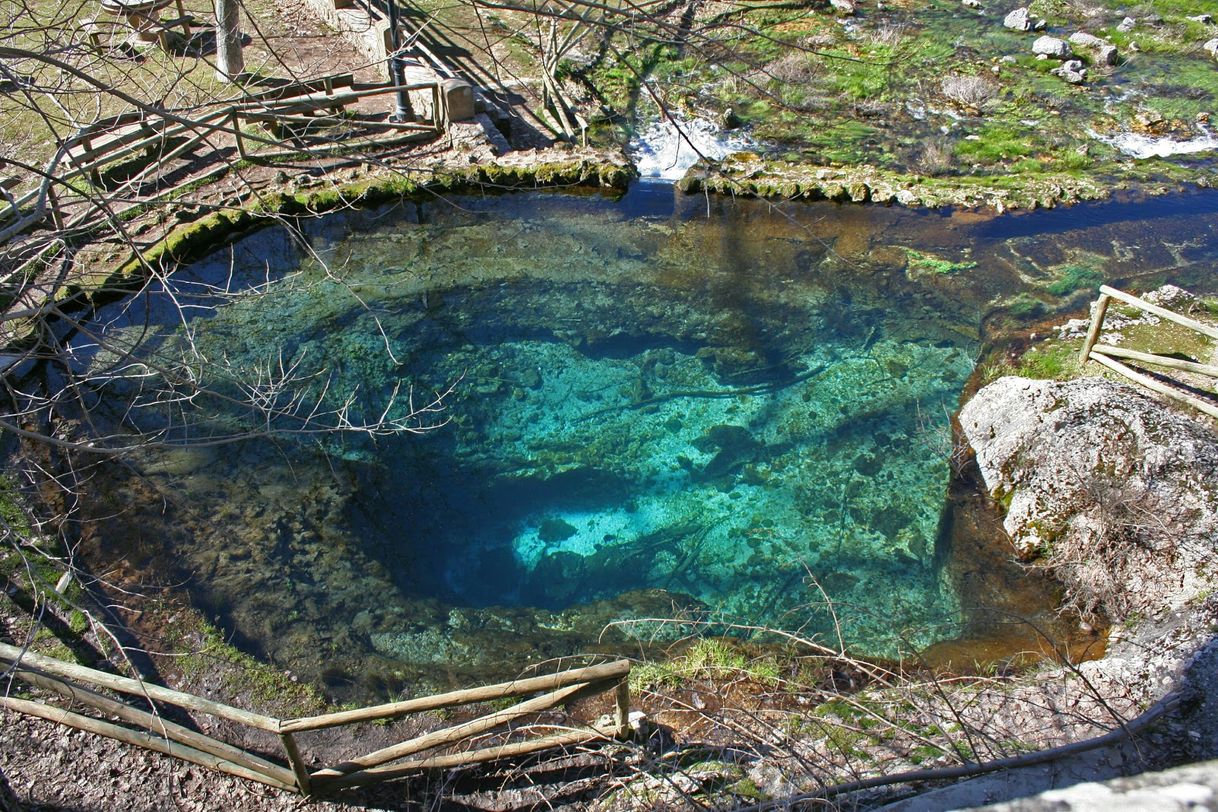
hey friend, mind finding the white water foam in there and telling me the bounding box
[628,116,756,180]
[1093,128,1218,159]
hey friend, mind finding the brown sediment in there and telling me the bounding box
[927,459,1108,673]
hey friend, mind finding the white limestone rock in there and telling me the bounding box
[1004,7,1032,31]
[960,376,1218,618]
[1032,35,1072,58]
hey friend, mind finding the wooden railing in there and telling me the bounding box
[1080,285,1218,420]
[0,75,449,240]
[0,641,631,796]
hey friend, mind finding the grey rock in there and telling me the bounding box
[960,375,1218,619]
[963,0,982,9]
[1097,44,1119,65]
[1053,66,1087,83]
[1068,31,1106,48]
[969,759,1218,810]
[1117,16,1135,32]
[1004,7,1032,30]
[1188,13,1214,25]
[1032,35,1072,58]
[829,0,856,15]
[1206,39,1218,59]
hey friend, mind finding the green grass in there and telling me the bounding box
[630,639,781,692]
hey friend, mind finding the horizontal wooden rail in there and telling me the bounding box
[323,722,620,790]
[0,696,297,792]
[313,681,595,778]
[9,662,296,787]
[282,659,631,733]
[0,73,448,233]
[1099,285,1218,341]
[0,641,280,731]
[1091,343,1218,379]
[1089,351,1218,420]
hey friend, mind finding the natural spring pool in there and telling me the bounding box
[73,185,1218,698]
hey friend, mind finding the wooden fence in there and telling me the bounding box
[1080,284,1218,420]
[0,74,449,241]
[0,641,631,796]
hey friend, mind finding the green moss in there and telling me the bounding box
[1046,263,1104,297]
[177,616,325,710]
[905,249,977,276]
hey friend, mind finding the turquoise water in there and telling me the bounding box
[76,187,1218,696]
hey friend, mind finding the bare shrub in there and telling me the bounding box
[764,51,822,84]
[916,137,956,175]
[940,74,999,111]
[1041,471,1210,621]
[870,22,910,47]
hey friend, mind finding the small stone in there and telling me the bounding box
[962,0,982,8]
[1097,44,1119,65]
[1116,16,1135,32]
[1205,39,1218,60]
[1004,7,1032,31]
[1032,35,1072,58]
[829,0,856,15]
[1188,14,1214,24]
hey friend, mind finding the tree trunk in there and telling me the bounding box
[214,0,244,82]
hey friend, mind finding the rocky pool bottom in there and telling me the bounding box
[63,188,1218,700]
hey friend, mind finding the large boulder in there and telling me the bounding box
[1032,36,1072,58]
[1003,7,1032,31]
[1205,38,1218,60]
[960,376,1218,620]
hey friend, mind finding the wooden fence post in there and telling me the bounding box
[279,732,312,795]
[614,679,630,737]
[1079,292,1110,366]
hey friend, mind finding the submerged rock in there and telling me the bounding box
[960,376,1218,620]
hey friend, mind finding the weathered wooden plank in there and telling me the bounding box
[311,681,597,777]
[9,665,296,786]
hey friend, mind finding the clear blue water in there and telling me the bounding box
[75,186,1218,696]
